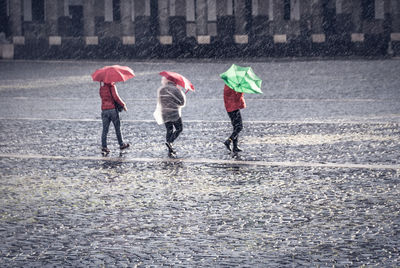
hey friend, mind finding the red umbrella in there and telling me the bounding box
[159,71,195,93]
[92,65,135,83]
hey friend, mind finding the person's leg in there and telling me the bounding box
[229,110,243,141]
[101,110,112,148]
[171,117,183,143]
[224,110,236,151]
[165,121,174,143]
[232,137,242,152]
[110,110,124,146]
[164,121,175,154]
[225,110,243,152]
[231,110,243,152]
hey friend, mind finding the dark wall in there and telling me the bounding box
[0,0,9,36]
[8,0,395,59]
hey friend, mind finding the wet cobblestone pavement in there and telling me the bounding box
[0,59,399,267]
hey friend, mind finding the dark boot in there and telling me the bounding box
[101,147,110,156]
[165,142,176,154]
[224,138,232,151]
[120,143,130,150]
[232,139,242,153]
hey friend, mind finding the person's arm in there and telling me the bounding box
[111,85,127,111]
[175,88,186,106]
[235,91,244,100]
[225,86,240,101]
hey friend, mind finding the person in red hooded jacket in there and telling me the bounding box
[99,82,130,154]
[223,84,245,153]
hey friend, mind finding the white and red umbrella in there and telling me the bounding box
[159,71,195,93]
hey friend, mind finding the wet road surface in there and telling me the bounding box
[0,59,399,267]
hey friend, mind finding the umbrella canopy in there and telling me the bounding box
[92,65,135,83]
[220,64,263,94]
[159,71,195,93]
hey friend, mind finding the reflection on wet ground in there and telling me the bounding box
[0,120,399,165]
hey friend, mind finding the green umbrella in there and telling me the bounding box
[220,64,263,94]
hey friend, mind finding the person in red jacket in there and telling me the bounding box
[99,82,130,154]
[223,84,245,153]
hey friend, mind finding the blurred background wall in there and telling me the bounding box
[0,0,399,59]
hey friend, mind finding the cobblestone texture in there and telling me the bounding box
[0,59,399,267]
[0,157,399,267]
[0,120,399,165]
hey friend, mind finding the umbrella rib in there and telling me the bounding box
[220,64,263,94]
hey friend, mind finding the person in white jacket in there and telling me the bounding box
[154,76,186,156]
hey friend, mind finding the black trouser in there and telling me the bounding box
[227,109,243,141]
[165,117,183,143]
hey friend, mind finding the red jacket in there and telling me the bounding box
[99,83,126,110]
[223,85,246,112]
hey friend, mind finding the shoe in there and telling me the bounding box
[232,139,242,153]
[120,143,130,150]
[165,142,176,154]
[101,147,110,156]
[232,146,243,153]
[224,139,232,151]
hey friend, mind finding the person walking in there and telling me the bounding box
[223,84,245,153]
[154,76,186,156]
[220,64,262,153]
[99,82,130,155]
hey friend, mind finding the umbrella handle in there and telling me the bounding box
[185,89,189,94]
